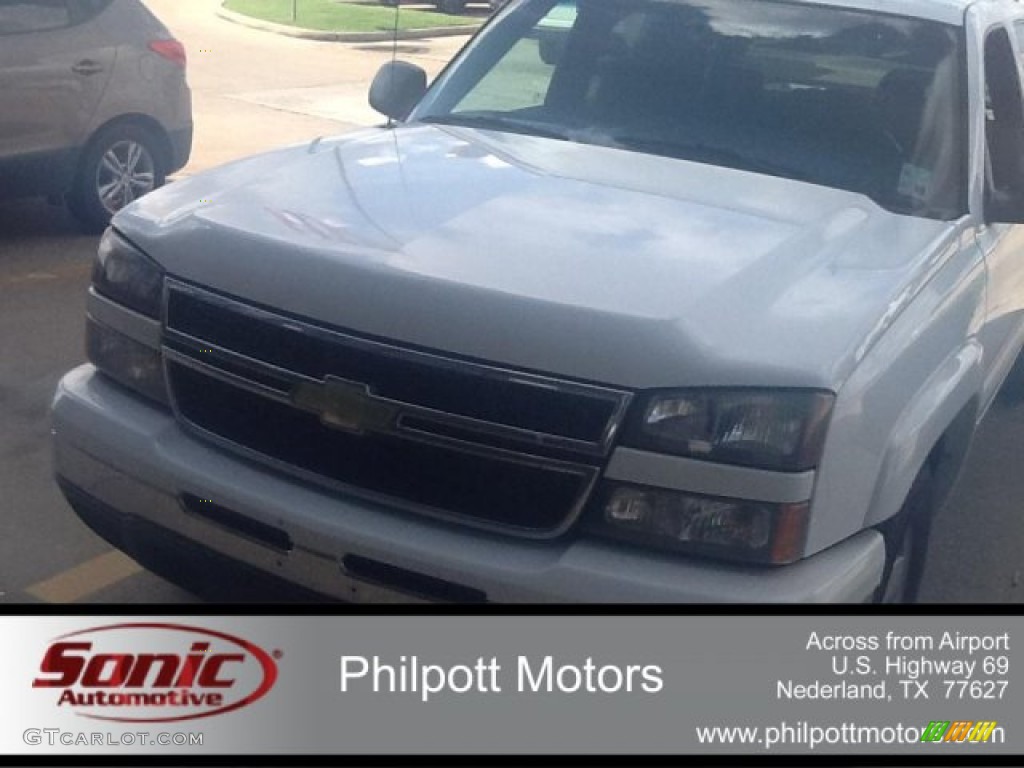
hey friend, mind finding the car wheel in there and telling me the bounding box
[437,0,466,13]
[876,468,934,603]
[69,124,166,233]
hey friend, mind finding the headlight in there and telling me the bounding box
[88,229,168,405]
[623,389,834,471]
[92,228,164,319]
[590,484,809,564]
[86,317,169,405]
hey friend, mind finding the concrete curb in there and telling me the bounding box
[216,4,482,42]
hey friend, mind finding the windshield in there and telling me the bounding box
[413,0,966,219]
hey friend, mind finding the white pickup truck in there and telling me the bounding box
[52,0,1024,602]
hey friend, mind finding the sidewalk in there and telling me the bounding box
[217,2,484,42]
[141,0,466,173]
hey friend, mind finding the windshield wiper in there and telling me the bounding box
[419,113,572,142]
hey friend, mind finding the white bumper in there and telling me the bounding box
[52,365,885,603]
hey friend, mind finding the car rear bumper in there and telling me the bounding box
[167,126,193,174]
[52,365,885,603]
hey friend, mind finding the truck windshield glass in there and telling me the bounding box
[414,0,966,219]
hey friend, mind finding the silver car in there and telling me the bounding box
[0,0,192,231]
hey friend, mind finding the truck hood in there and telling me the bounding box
[116,124,956,390]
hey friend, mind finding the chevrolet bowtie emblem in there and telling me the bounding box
[290,377,398,434]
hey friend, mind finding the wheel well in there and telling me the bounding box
[84,115,174,174]
[873,399,976,602]
[925,397,978,513]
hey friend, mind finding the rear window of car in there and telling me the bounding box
[0,0,70,35]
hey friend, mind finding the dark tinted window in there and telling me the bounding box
[984,27,1024,197]
[0,0,70,35]
[417,0,967,219]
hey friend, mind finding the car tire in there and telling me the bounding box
[69,123,166,233]
[437,0,466,13]
[876,467,934,603]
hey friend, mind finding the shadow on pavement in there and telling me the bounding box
[0,198,85,242]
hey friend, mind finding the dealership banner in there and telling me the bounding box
[0,615,1020,756]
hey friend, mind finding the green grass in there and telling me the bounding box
[224,0,479,32]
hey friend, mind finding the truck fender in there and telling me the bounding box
[863,339,983,529]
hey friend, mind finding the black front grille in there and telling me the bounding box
[163,282,630,536]
[169,365,590,532]
[167,287,621,449]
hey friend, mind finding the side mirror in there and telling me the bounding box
[369,61,427,122]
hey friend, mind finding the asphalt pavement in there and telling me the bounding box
[2,2,1024,603]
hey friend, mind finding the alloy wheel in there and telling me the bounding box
[95,140,157,214]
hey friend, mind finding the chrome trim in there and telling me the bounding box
[163,348,292,404]
[165,345,602,470]
[162,350,601,541]
[87,288,162,349]
[163,279,632,456]
[165,340,611,463]
[605,447,816,505]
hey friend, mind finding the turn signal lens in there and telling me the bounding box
[596,484,809,564]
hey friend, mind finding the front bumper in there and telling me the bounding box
[52,365,885,603]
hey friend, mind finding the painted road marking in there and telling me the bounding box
[26,550,142,603]
[0,261,91,288]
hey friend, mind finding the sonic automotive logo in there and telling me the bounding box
[32,623,279,723]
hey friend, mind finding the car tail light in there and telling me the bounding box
[149,39,186,68]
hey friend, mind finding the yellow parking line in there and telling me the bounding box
[0,261,91,288]
[27,550,142,603]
